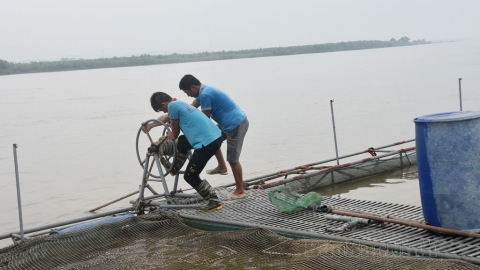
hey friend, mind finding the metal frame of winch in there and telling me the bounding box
[133,119,204,213]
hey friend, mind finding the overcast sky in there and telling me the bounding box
[1,0,479,62]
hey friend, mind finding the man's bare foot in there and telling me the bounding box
[225,190,247,200]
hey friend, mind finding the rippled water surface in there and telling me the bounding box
[1,39,480,247]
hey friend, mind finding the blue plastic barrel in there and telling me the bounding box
[414,111,480,231]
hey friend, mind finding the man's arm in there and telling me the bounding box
[191,99,200,108]
[191,99,211,118]
[168,120,180,140]
[142,114,170,133]
[158,114,170,125]
[202,109,211,118]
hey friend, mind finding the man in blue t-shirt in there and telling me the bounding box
[143,92,223,212]
[179,75,249,200]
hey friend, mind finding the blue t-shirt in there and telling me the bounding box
[195,84,246,132]
[168,100,221,149]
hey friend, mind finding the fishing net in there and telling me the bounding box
[268,186,323,212]
[0,210,478,270]
[288,152,416,193]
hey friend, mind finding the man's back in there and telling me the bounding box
[168,100,220,149]
[196,85,246,132]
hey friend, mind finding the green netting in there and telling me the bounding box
[0,210,478,270]
[268,186,323,212]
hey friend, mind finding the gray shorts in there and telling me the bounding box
[221,117,249,163]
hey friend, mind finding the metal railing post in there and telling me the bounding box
[153,154,169,195]
[330,100,340,165]
[458,78,463,111]
[138,154,150,200]
[13,144,25,240]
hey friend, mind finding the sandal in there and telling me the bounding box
[206,169,228,175]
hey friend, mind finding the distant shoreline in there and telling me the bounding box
[0,37,429,76]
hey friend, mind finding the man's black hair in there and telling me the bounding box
[150,92,172,112]
[179,74,201,90]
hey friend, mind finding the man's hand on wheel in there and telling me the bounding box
[141,122,153,133]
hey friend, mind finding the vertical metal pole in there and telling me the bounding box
[153,154,170,194]
[173,174,180,194]
[458,78,463,111]
[138,154,150,200]
[330,100,340,165]
[13,144,24,240]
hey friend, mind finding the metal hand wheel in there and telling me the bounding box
[136,119,177,178]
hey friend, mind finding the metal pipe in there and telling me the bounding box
[146,179,163,182]
[326,221,360,232]
[141,193,166,201]
[305,147,414,174]
[146,202,203,208]
[260,147,415,189]
[0,207,135,241]
[173,173,180,193]
[325,214,373,232]
[13,144,24,240]
[11,233,30,240]
[129,199,138,204]
[330,100,340,165]
[129,193,200,204]
[172,193,201,198]
[146,184,159,195]
[179,213,480,265]
[139,154,150,200]
[318,206,480,239]
[220,139,415,188]
[153,154,170,194]
[459,77,463,111]
[325,214,371,225]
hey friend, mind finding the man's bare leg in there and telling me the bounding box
[209,149,228,174]
[229,161,245,196]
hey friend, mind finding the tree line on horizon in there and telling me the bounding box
[0,37,429,76]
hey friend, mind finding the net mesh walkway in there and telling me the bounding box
[1,211,478,270]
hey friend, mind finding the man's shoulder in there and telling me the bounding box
[169,100,181,107]
[201,84,224,95]
[169,100,188,111]
[171,100,188,106]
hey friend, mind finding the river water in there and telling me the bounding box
[1,39,480,247]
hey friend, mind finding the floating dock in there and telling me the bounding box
[4,137,480,268]
[172,187,480,265]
